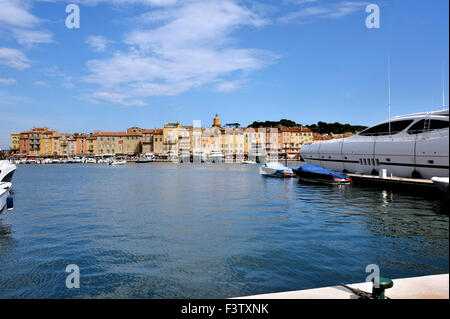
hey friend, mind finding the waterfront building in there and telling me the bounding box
[263,127,281,158]
[244,127,266,157]
[19,131,29,155]
[59,134,70,156]
[163,123,181,155]
[153,129,163,155]
[221,127,245,159]
[92,131,142,156]
[52,132,61,156]
[68,137,77,156]
[39,129,56,157]
[202,125,222,156]
[142,129,155,154]
[281,126,313,155]
[10,134,20,154]
[178,126,192,155]
[86,135,98,155]
[74,133,89,156]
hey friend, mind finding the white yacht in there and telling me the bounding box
[208,150,225,163]
[300,110,449,180]
[0,150,16,183]
[109,160,127,165]
[193,149,207,163]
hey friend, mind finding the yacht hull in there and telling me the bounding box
[301,115,449,180]
[0,161,16,183]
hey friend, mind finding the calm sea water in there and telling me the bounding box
[0,163,448,298]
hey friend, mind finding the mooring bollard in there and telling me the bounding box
[372,277,394,299]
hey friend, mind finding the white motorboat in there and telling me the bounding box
[260,162,295,177]
[193,149,206,163]
[0,182,12,213]
[431,177,449,197]
[300,110,449,180]
[208,150,224,163]
[0,150,16,183]
[109,160,127,165]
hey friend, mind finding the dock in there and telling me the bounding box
[236,274,449,299]
[347,173,436,191]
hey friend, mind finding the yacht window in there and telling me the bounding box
[407,119,449,134]
[359,120,414,136]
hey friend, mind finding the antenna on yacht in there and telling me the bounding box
[443,63,446,110]
[388,56,391,136]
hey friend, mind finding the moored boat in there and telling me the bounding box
[293,164,352,184]
[260,162,295,178]
[300,110,449,180]
[109,160,127,165]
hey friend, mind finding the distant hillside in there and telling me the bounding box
[248,119,367,134]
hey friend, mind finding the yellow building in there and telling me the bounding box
[39,129,57,157]
[86,136,98,155]
[281,126,313,154]
[221,128,245,157]
[163,122,181,155]
[52,132,61,156]
[244,127,266,155]
[10,134,20,153]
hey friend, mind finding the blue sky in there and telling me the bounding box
[0,0,449,148]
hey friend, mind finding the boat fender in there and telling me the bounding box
[6,196,13,210]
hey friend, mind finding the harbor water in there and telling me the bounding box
[0,163,448,298]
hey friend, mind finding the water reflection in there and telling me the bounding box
[0,163,448,298]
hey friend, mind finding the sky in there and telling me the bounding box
[0,0,449,148]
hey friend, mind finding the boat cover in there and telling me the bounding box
[297,164,349,179]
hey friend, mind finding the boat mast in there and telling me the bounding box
[443,63,446,110]
[388,57,391,136]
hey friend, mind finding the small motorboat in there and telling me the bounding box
[293,164,352,184]
[109,160,127,166]
[431,177,449,197]
[260,162,295,178]
[0,182,12,213]
[242,160,257,164]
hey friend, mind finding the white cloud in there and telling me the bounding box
[0,47,31,70]
[85,35,114,53]
[279,1,368,23]
[0,0,53,47]
[34,80,50,87]
[38,0,180,7]
[0,78,17,85]
[41,65,76,89]
[12,29,53,47]
[84,0,277,106]
[0,0,42,28]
